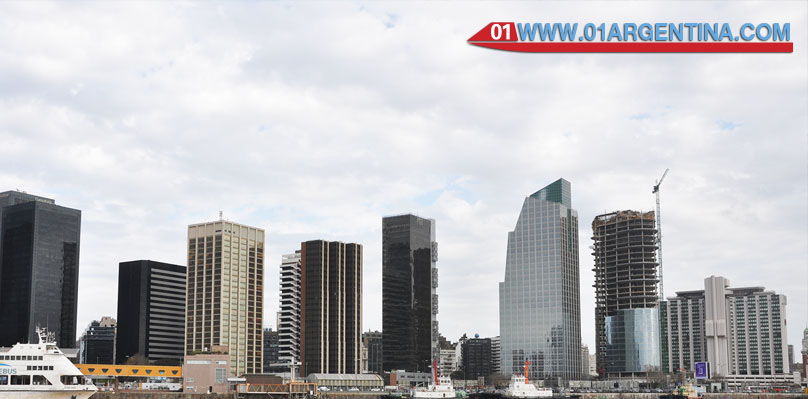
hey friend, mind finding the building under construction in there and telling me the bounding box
[592,210,660,377]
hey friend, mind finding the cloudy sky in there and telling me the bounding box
[1,1,806,354]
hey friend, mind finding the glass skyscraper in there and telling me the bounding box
[499,179,582,380]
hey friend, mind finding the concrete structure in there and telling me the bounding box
[588,353,597,377]
[592,210,659,377]
[661,276,792,387]
[299,240,362,376]
[660,290,706,374]
[490,336,501,375]
[499,179,582,380]
[390,370,432,388]
[306,373,383,390]
[79,316,116,364]
[581,345,590,378]
[439,348,457,376]
[186,221,265,375]
[0,191,81,348]
[116,260,186,365]
[182,352,231,393]
[278,251,302,367]
[383,214,438,373]
[363,330,383,375]
[462,336,492,380]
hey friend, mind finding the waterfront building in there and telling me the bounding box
[382,214,438,373]
[592,210,660,377]
[299,240,362,376]
[79,317,116,364]
[439,348,457,376]
[116,260,186,365]
[661,276,793,387]
[499,179,582,380]
[182,352,231,393]
[0,191,81,348]
[462,336,492,380]
[278,251,302,367]
[264,328,284,373]
[490,336,501,375]
[580,345,590,378]
[363,331,383,375]
[186,220,265,375]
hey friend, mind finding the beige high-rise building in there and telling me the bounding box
[186,220,265,375]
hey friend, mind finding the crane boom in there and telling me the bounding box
[654,168,669,301]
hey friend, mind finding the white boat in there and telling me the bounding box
[412,360,456,399]
[504,361,552,398]
[0,328,96,399]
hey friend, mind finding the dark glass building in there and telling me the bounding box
[382,214,438,373]
[462,337,492,380]
[116,260,186,365]
[0,191,81,348]
[300,240,362,376]
[363,330,383,374]
[263,328,285,373]
[79,317,116,364]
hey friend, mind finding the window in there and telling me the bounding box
[32,375,51,385]
[215,368,227,384]
[11,375,30,385]
[0,375,7,385]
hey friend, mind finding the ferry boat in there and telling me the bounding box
[0,328,96,398]
[412,360,457,399]
[504,361,552,398]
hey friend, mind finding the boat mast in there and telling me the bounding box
[525,360,529,384]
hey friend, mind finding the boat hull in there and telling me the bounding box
[0,390,95,399]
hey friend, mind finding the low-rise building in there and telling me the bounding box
[182,352,231,393]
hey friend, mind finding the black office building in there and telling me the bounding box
[300,240,362,375]
[363,330,383,374]
[116,260,186,365]
[382,214,438,373]
[263,327,285,373]
[79,317,116,364]
[0,191,81,348]
[462,337,492,380]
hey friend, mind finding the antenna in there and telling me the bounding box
[653,168,669,301]
[219,211,223,221]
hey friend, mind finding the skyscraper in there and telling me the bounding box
[299,240,362,376]
[363,331,383,375]
[79,317,116,364]
[382,214,438,373]
[186,220,265,375]
[592,210,660,377]
[116,260,186,365]
[0,190,81,348]
[278,251,302,368]
[499,179,582,380]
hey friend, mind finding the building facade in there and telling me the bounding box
[79,316,116,364]
[499,179,582,380]
[661,276,792,386]
[264,328,284,373]
[0,191,81,348]
[660,290,706,374]
[116,260,186,365]
[462,337,492,380]
[186,221,265,375]
[300,240,362,376]
[592,210,660,377]
[382,214,438,373]
[439,349,457,376]
[490,336,501,375]
[363,331,383,375]
[278,251,302,368]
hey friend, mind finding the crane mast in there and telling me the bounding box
[653,168,669,301]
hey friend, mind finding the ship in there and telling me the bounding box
[412,360,457,398]
[504,361,552,399]
[0,327,96,399]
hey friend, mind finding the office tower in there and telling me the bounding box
[580,345,590,377]
[363,331,383,374]
[490,336,501,375]
[186,221,265,375]
[0,191,81,348]
[116,260,186,365]
[661,276,793,387]
[462,336,492,380]
[499,179,582,380]
[264,328,284,373]
[79,317,116,364]
[300,240,362,375]
[382,214,438,373]
[278,251,302,367]
[592,210,660,377]
[801,328,808,378]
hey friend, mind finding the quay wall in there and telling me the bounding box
[579,394,808,399]
[91,393,233,399]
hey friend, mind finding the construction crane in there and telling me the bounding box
[653,168,669,301]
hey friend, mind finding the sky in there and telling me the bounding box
[0,1,806,354]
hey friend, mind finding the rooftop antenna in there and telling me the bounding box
[653,168,669,301]
[219,210,223,221]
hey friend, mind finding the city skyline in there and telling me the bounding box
[0,1,805,359]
